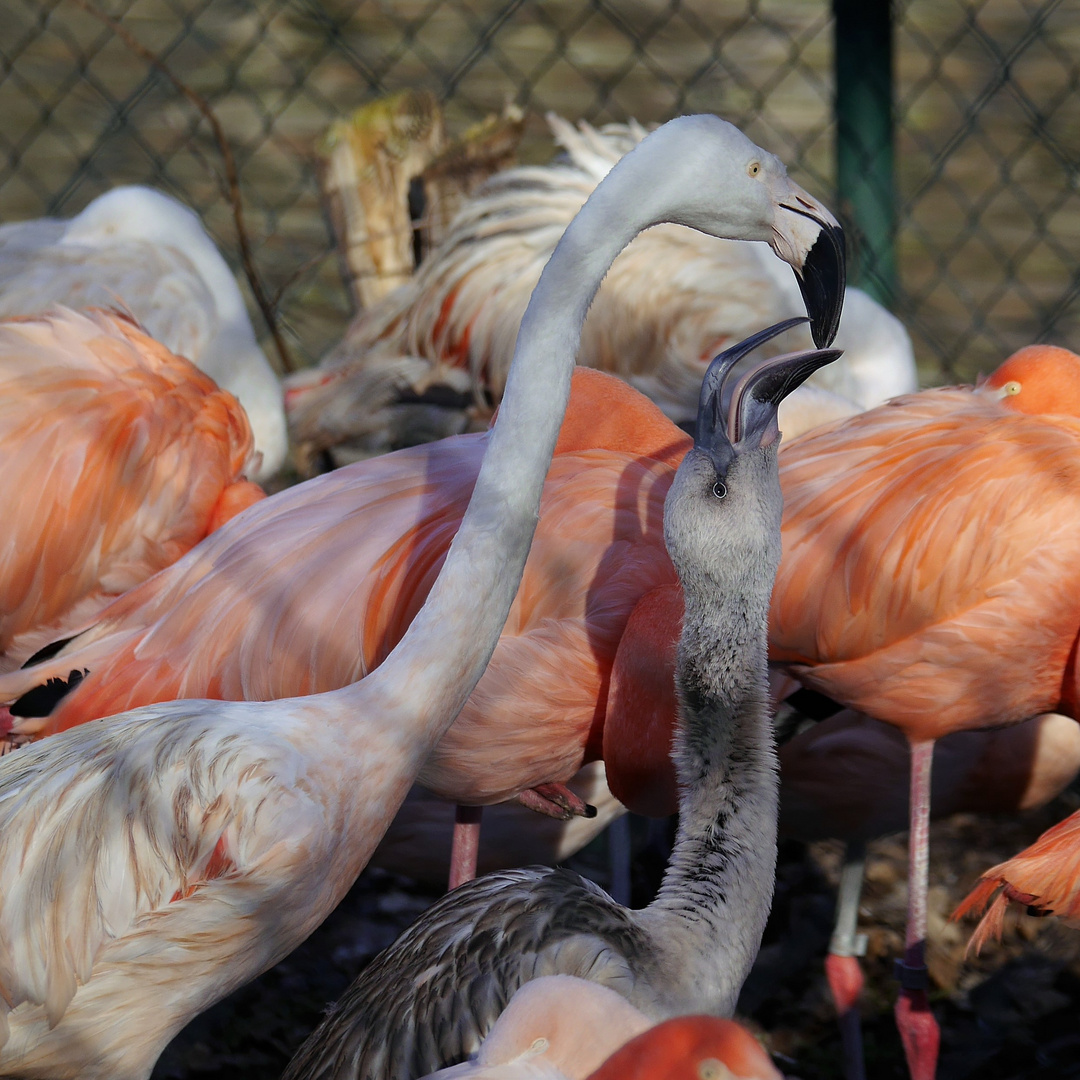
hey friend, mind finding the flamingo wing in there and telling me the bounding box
[281,867,653,1080]
[954,808,1080,951]
[771,389,1080,740]
[0,699,323,1048]
[0,308,259,670]
[0,435,485,732]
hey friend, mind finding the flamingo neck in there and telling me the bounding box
[640,562,780,1016]
[324,141,673,765]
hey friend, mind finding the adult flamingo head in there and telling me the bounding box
[599,115,845,349]
[587,1015,782,1080]
[979,343,1080,417]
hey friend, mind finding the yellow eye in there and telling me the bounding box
[1003,380,1021,395]
[748,161,761,177]
[698,1059,733,1080]
[528,1037,549,1055]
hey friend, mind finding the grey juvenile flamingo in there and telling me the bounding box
[282,319,844,1080]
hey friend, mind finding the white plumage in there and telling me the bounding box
[286,115,913,461]
[0,186,287,479]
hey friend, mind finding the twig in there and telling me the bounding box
[68,0,298,373]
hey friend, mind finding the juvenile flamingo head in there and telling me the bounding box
[981,343,1080,417]
[665,319,842,592]
[586,1016,782,1080]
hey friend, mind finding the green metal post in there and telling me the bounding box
[834,0,897,306]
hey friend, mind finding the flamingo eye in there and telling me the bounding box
[748,161,761,177]
[528,1038,549,1055]
[698,1059,732,1080]
[1003,380,1021,395]
[712,481,727,500]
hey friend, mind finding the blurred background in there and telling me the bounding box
[3,0,1078,385]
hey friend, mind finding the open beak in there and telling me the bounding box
[769,183,846,349]
[696,318,810,462]
[725,343,844,450]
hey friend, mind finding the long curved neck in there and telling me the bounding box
[640,537,780,1016]
[331,141,671,758]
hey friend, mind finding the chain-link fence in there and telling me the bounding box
[1,0,1078,384]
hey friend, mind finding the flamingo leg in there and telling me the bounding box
[608,813,632,905]
[895,739,940,1080]
[448,805,483,890]
[826,839,867,1080]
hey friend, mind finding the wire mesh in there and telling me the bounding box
[0,0,1077,383]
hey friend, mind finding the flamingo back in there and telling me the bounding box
[771,387,1080,741]
[0,308,260,670]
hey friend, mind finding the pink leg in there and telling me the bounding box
[895,739,940,1080]
[448,805,483,891]
[827,841,867,1080]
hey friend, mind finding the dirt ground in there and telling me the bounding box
[151,785,1080,1080]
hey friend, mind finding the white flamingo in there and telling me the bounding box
[0,186,287,478]
[285,114,898,463]
[0,115,843,1080]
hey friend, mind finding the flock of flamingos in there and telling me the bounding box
[0,110,1077,1080]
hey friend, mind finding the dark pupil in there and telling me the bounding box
[712,480,727,499]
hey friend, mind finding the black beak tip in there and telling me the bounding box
[798,223,846,348]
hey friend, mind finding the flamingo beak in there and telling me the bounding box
[695,318,814,470]
[769,185,846,348]
[725,345,845,450]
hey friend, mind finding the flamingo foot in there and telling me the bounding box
[516,782,598,820]
[894,985,939,1080]
[448,805,482,891]
[825,954,866,1080]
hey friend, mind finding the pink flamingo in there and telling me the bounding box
[768,342,1080,1079]
[0,306,262,680]
[419,978,780,1080]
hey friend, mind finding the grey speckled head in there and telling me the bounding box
[665,323,843,594]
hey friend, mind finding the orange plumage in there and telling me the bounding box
[0,307,263,674]
[1,368,688,812]
[771,356,1080,742]
[954,808,1080,952]
[586,1016,781,1080]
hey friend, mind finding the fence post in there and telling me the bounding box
[833,0,896,307]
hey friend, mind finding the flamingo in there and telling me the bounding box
[279,328,843,1080]
[0,186,287,478]
[0,115,845,1080]
[285,115,906,464]
[0,306,263,680]
[418,978,780,1080]
[767,341,1080,1080]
